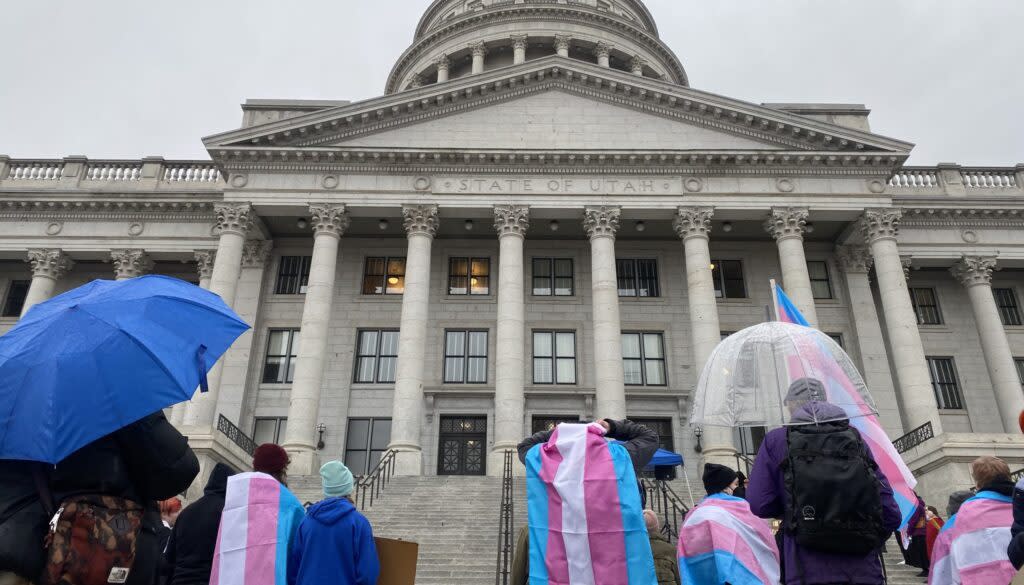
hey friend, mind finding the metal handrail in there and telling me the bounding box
[495,449,515,585]
[355,449,397,510]
[216,414,256,456]
[733,452,755,476]
[642,478,690,543]
[893,421,934,454]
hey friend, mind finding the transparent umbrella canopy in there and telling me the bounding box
[690,321,878,428]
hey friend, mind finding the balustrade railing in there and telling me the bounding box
[164,162,222,183]
[84,161,144,182]
[5,160,64,181]
[892,421,934,454]
[495,449,515,585]
[1,157,223,186]
[355,449,397,510]
[961,168,1018,188]
[642,478,690,543]
[889,168,940,188]
[889,165,1021,191]
[217,414,257,456]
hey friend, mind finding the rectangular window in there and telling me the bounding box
[616,259,660,297]
[532,258,574,296]
[621,332,667,386]
[449,258,490,295]
[808,261,834,300]
[274,256,312,295]
[344,418,392,476]
[531,416,582,433]
[994,288,1022,326]
[927,357,964,410]
[533,331,577,384]
[734,426,767,457]
[910,288,943,325]
[354,329,400,383]
[444,330,488,383]
[253,417,288,445]
[362,257,406,295]
[262,329,300,384]
[711,260,747,299]
[1016,358,1024,385]
[1,280,30,317]
[826,333,844,349]
[631,418,674,453]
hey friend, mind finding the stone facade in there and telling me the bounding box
[2,0,1024,505]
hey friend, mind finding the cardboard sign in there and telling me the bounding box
[375,537,419,585]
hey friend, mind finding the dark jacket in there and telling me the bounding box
[1008,478,1024,570]
[516,419,660,475]
[510,525,529,585]
[0,460,52,580]
[649,531,681,585]
[287,497,380,585]
[166,463,235,585]
[50,411,199,585]
[746,402,901,585]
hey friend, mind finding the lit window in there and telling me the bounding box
[362,257,406,295]
[449,258,490,295]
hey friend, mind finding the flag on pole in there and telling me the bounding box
[770,279,809,326]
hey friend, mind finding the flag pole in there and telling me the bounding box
[769,279,781,322]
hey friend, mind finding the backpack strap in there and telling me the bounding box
[32,463,56,519]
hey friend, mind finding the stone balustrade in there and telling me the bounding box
[84,161,144,182]
[889,164,1024,195]
[0,156,224,190]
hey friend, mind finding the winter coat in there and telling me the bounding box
[648,531,680,585]
[286,497,379,585]
[49,411,199,585]
[909,496,927,537]
[0,460,51,581]
[926,517,945,562]
[746,402,902,585]
[510,526,529,585]
[166,463,235,585]
[1008,478,1024,570]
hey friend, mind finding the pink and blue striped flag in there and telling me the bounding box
[211,472,306,585]
[677,493,780,585]
[928,491,1015,585]
[770,280,920,530]
[525,422,657,585]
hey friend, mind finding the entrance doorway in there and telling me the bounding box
[437,415,487,475]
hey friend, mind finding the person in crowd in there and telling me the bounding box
[930,456,1015,584]
[165,463,236,585]
[1011,474,1024,570]
[211,444,305,585]
[747,378,901,585]
[0,460,51,585]
[946,489,973,518]
[733,471,748,499]
[510,525,529,585]
[156,497,183,585]
[643,510,680,585]
[906,495,930,577]
[678,463,779,585]
[287,461,379,585]
[925,506,945,564]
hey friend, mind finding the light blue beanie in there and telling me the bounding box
[321,460,355,498]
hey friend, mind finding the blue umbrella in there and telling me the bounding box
[0,275,250,463]
[612,441,684,470]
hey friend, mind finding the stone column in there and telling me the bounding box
[435,54,450,83]
[951,256,1024,432]
[21,249,73,316]
[765,207,819,326]
[110,249,153,281]
[594,43,612,68]
[673,207,734,464]
[511,36,527,65]
[183,203,253,427]
[836,245,902,435]
[471,42,487,75]
[583,206,626,420]
[861,209,942,434]
[491,205,529,473]
[281,205,350,474]
[194,250,216,290]
[388,205,439,475]
[630,55,646,76]
[554,35,571,58]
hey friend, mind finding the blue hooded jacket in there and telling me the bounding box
[286,497,380,585]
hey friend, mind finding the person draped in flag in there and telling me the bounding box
[211,444,306,585]
[677,463,780,585]
[518,419,660,585]
[929,456,1015,585]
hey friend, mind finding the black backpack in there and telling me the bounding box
[782,421,888,556]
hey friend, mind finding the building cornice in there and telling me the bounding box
[0,200,217,221]
[899,207,1024,228]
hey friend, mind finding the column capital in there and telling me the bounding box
[900,255,913,281]
[194,250,216,280]
[951,255,998,288]
[593,42,613,59]
[510,35,528,51]
[835,245,873,274]
[554,35,572,52]
[403,204,439,238]
[630,55,648,73]
[309,203,350,238]
[110,249,153,279]
[242,240,274,268]
[673,206,714,241]
[26,248,73,280]
[493,205,530,238]
[583,206,621,240]
[471,41,488,57]
[860,208,902,244]
[433,53,450,70]
[214,203,253,237]
[764,207,809,241]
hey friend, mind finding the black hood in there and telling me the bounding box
[204,463,235,496]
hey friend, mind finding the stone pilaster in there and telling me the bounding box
[583,206,626,420]
[765,207,818,326]
[110,249,153,281]
[554,35,571,58]
[951,256,1024,432]
[511,35,528,65]
[194,250,216,289]
[21,249,73,316]
[282,204,350,474]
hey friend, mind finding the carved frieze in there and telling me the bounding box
[582,206,620,239]
[951,256,998,288]
[673,207,714,241]
[309,204,350,238]
[493,205,530,238]
[764,207,808,241]
[860,208,902,244]
[26,248,73,280]
[403,205,439,238]
[110,249,153,279]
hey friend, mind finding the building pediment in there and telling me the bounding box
[204,56,914,162]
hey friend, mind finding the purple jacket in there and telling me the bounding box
[746,402,902,585]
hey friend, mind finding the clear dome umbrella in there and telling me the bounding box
[689,321,879,428]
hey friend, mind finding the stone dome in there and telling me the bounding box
[385,0,688,94]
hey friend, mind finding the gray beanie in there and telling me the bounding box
[785,378,826,404]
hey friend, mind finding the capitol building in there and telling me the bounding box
[2,0,1023,506]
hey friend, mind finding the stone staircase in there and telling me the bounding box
[288,474,924,585]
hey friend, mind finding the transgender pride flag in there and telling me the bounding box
[928,491,1015,585]
[677,494,780,585]
[525,423,657,585]
[771,280,920,530]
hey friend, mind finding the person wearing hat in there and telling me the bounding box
[287,461,379,585]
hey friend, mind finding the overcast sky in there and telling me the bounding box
[2,0,1021,165]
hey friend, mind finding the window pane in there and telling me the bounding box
[370,420,392,450]
[267,330,290,356]
[534,358,553,383]
[533,258,552,277]
[289,331,301,358]
[385,275,405,295]
[450,257,469,277]
[644,360,666,385]
[533,277,552,296]
[355,357,377,383]
[346,419,371,449]
[449,276,468,295]
[555,333,575,357]
[263,357,285,383]
[358,331,379,355]
[811,280,833,300]
[344,451,368,477]
[555,277,574,296]
[468,332,487,356]
[467,358,487,383]
[471,258,489,276]
[470,276,489,295]
[807,261,829,280]
[636,260,659,297]
[722,261,744,280]
[623,360,643,385]
[365,258,385,276]
[445,332,466,356]
[556,358,576,384]
[2,280,30,317]
[643,334,664,358]
[377,357,397,383]
[363,274,385,295]
[253,420,278,445]
[444,357,464,382]
[555,259,573,278]
[534,332,552,357]
[617,259,637,297]
[277,420,287,443]
[621,334,642,358]
[285,357,298,383]
[724,278,746,299]
[380,331,400,356]
[387,258,406,276]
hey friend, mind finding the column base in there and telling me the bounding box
[281,445,319,477]
[390,445,424,476]
[488,442,525,477]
